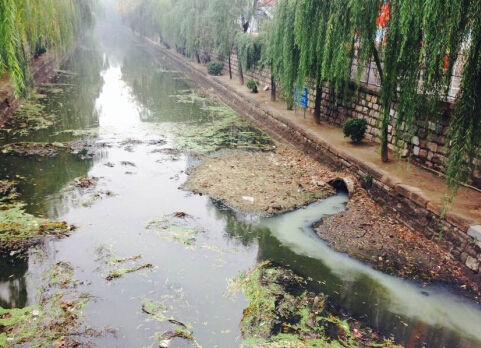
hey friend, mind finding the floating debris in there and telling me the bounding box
[73,176,99,189]
[0,262,95,347]
[0,180,20,203]
[96,248,154,281]
[235,263,402,348]
[170,92,274,154]
[0,92,55,136]
[141,299,201,348]
[105,263,153,281]
[0,202,73,251]
[110,254,142,264]
[120,161,136,167]
[146,213,202,247]
[0,142,63,157]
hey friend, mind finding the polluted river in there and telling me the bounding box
[1,15,481,348]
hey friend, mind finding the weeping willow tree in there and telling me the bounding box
[0,0,97,96]
[268,0,481,193]
[209,0,256,82]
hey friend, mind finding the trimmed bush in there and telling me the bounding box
[207,62,224,76]
[343,118,368,144]
[246,79,258,93]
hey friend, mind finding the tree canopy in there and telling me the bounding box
[0,0,97,95]
[120,0,481,192]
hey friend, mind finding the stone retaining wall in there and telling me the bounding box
[221,54,481,189]
[148,39,481,277]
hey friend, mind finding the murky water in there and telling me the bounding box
[1,14,481,348]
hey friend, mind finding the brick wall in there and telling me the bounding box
[221,54,481,189]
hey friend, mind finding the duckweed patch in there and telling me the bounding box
[0,142,64,157]
[141,298,201,348]
[1,92,55,136]
[0,180,20,203]
[0,203,72,251]
[235,263,402,348]
[146,213,203,247]
[0,262,93,347]
[171,91,273,154]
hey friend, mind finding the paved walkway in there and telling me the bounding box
[210,72,481,226]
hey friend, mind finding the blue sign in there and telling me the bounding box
[295,87,309,110]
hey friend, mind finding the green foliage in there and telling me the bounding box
[343,118,368,144]
[238,33,264,71]
[0,0,97,95]
[207,62,224,76]
[120,0,481,194]
[247,79,258,93]
[267,0,481,195]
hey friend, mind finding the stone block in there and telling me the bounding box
[466,256,480,272]
[413,146,420,156]
[411,136,420,146]
[394,184,414,199]
[468,225,481,242]
[427,142,438,152]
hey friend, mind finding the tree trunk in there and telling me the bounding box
[314,82,322,124]
[195,51,201,64]
[237,50,244,85]
[228,54,232,79]
[270,73,276,102]
[381,117,389,162]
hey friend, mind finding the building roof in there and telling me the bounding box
[258,0,277,7]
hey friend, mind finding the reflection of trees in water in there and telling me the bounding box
[0,253,28,309]
[0,34,103,217]
[51,33,104,132]
[0,154,94,217]
[120,43,211,123]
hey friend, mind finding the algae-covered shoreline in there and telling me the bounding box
[233,262,402,348]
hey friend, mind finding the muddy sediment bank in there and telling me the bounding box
[184,146,336,215]
[316,187,481,297]
[150,38,481,287]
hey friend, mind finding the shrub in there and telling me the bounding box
[207,62,224,76]
[247,79,258,93]
[343,118,368,144]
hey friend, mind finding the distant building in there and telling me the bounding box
[249,0,277,34]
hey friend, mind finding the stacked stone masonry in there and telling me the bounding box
[221,54,481,189]
[150,40,481,276]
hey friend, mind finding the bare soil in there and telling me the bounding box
[184,146,336,215]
